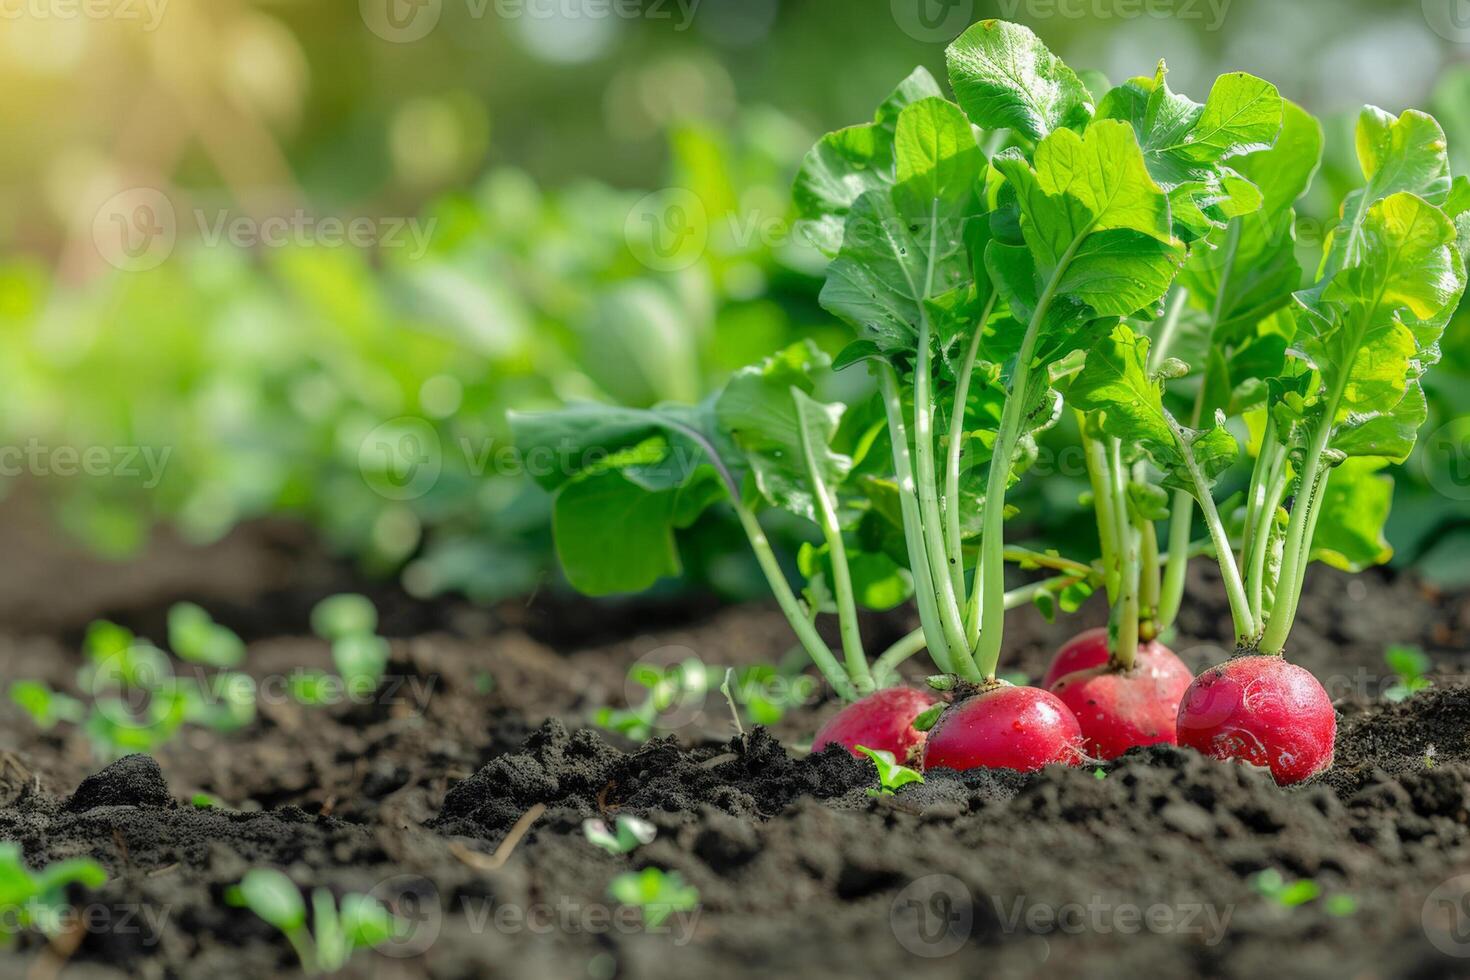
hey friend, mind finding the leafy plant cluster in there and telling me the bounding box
[10,611,255,761]
[516,20,1467,708]
[0,112,822,604]
[8,595,391,758]
[0,844,107,946]
[227,869,402,975]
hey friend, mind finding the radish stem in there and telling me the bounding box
[733,501,858,701]
[796,390,872,690]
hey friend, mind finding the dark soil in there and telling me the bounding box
[3,505,1470,980]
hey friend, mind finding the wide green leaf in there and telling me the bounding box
[945,20,1092,142]
[1064,323,1239,493]
[818,98,983,356]
[551,470,685,596]
[716,343,850,521]
[794,68,945,257]
[1322,108,1453,279]
[1300,192,1465,439]
[1310,458,1394,572]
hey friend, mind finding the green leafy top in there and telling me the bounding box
[945,20,1093,142]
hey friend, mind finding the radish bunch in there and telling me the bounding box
[519,19,1464,788]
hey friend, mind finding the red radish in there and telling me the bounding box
[1041,626,1114,689]
[922,683,1083,773]
[1046,628,1194,760]
[1175,655,1336,785]
[813,687,937,764]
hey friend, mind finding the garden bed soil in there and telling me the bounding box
[2,510,1470,979]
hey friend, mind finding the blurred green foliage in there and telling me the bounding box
[1,6,1467,599]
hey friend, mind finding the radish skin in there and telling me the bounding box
[812,688,937,764]
[1047,628,1194,760]
[1175,655,1336,785]
[922,684,1083,773]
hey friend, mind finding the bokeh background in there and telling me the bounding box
[2,0,1468,605]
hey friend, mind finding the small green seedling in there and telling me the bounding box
[179,673,257,732]
[168,602,246,668]
[288,671,337,707]
[1324,894,1358,918]
[607,869,699,929]
[1425,744,1438,770]
[227,869,399,975]
[8,681,85,730]
[310,595,379,641]
[0,843,107,944]
[1093,768,1108,781]
[856,745,925,797]
[332,635,391,691]
[299,595,392,701]
[1384,645,1433,703]
[583,815,657,856]
[595,659,711,742]
[1252,869,1319,907]
[191,793,220,809]
[83,691,188,761]
[78,621,172,694]
[718,668,744,737]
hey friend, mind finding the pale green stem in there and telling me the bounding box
[1259,423,1337,655]
[1156,488,1193,633]
[1239,423,1279,575]
[1247,448,1289,626]
[1168,414,1256,643]
[1080,421,1121,603]
[797,394,872,691]
[944,296,997,600]
[1001,547,1096,580]
[1108,440,1141,670]
[1148,287,1189,372]
[975,238,1082,680]
[733,502,857,702]
[1138,490,1161,640]
[914,302,973,665]
[879,365,957,678]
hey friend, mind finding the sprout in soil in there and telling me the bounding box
[0,843,107,945]
[583,815,658,856]
[606,869,700,929]
[227,869,401,976]
[168,602,246,669]
[855,744,926,796]
[1383,645,1433,703]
